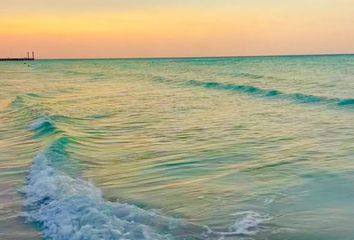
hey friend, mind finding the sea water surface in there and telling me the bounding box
[0,55,353,240]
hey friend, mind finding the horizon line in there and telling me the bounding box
[39,52,354,61]
[3,52,354,61]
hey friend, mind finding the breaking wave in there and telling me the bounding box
[22,117,271,239]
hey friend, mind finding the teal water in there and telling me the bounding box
[0,55,353,239]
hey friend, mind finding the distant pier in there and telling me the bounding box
[0,52,35,61]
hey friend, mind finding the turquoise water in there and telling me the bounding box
[0,55,353,240]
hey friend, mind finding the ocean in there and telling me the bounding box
[0,55,353,240]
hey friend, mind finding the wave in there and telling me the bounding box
[24,151,201,240]
[29,117,58,137]
[11,93,48,107]
[187,80,354,108]
[232,72,264,80]
[11,96,24,108]
[23,118,271,239]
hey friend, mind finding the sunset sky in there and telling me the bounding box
[1,0,354,59]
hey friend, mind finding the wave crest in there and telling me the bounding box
[187,80,354,108]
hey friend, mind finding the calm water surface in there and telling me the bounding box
[0,55,353,239]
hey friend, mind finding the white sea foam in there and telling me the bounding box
[229,211,271,235]
[23,150,271,240]
[23,152,196,240]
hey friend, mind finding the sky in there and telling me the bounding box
[1,0,354,59]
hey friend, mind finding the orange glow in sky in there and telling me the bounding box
[1,0,354,59]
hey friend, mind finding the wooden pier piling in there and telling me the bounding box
[0,52,35,61]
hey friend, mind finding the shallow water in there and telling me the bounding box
[0,55,353,239]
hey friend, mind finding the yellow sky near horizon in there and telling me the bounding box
[1,0,354,58]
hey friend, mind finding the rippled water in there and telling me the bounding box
[0,55,353,239]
